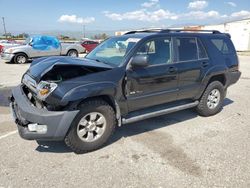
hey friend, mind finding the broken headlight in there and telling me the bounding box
[37,81,57,100]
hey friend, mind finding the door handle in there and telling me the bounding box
[202,62,209,68]
[168,66,177,73]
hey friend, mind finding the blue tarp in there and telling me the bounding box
[30,36,60,50]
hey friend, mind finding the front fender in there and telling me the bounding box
[12,49,30,57]
[61,82,117,103]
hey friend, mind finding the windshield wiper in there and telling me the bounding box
[88,58,111,66]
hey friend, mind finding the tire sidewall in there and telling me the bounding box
[197,81,225,116]
[14,53,27,64]
[66,101,115,152]
[67,50,78,57]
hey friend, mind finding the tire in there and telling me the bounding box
[67,49,78,57]
[196,81,225,117]
[65,99,116,154]
[14,53,28,64]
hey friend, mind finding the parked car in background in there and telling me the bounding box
[0,39,21,52]
[0,44,3,53]
[81,40,99,53]
[1,35,85,64]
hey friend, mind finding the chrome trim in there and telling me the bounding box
[123,101,199,124]
[22,74,37,93]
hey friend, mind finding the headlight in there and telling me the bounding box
[37,81,57,100]
[4,48,13,53]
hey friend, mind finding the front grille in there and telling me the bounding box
[22,85,45,109]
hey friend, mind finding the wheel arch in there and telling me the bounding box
[14,52,29,57]
[207,74,226,87]
[13,52,29,63]
[197,73,227,100]
[67,49,78,54]
[76,95,122,126]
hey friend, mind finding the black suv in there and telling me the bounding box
[10,29,241,153]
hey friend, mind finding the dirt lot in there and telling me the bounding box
[0,56,249,188]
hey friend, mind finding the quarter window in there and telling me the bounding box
[211,39,230,54]
[176,38,198,62]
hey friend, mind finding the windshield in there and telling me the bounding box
[86,36,142,67]
[25,37,32,45]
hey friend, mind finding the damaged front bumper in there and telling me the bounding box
[10,85,79,141]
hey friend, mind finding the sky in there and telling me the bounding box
[0,0,250,34]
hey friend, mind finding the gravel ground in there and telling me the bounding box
[0,55,249,188]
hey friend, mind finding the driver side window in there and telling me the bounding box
[136,37,172,65]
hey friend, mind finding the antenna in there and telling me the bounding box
[2,17,7,39]
[83,25,86,38]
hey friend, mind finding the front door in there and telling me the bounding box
[126,37,178,112]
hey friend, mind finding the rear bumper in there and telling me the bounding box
[10,85,79,141]
[226,71,241,86]
[1,52,14,63]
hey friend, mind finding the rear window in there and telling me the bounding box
[211,39,230,54]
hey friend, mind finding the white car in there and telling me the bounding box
[1,36,85,64]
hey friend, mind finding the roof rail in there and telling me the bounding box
[159,29,221,34]
[124,29,162,35]
[124,29,221,35]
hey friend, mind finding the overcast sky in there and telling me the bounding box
[0,0,250,33]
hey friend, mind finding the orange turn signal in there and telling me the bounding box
[39,88,49,96]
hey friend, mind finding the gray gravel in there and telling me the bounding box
[0,56,249,188]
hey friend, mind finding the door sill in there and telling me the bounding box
[122,100,199,124]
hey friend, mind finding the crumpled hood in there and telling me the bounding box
[26,56,113,82]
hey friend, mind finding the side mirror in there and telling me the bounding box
[130,54,149,68]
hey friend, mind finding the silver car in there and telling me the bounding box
[1,35,85,64]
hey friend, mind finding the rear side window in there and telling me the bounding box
[211,39,230,54]
[176,38,198,62]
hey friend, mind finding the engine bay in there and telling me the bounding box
[41,64,110,83]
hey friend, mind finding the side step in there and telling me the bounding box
[122,101,199,124]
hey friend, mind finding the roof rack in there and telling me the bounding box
[124,29,221,35]
[160,29,221,34]
[124,29,162,35]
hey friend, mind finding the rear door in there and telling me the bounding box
[89,41,98,51]
[126,36,179,111]
[174,37,210,100]
[83,41,91,52]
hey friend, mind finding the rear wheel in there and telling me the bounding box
[14,53,28,64]
[65,99,116,154]
[196,81,225,116]
[67,49,78,57]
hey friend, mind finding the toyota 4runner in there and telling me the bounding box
[10,29,241,153]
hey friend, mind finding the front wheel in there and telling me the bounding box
[67,49,78,57]
[65,100,116,154]
[14,53,28,64]
[196,81,225,117]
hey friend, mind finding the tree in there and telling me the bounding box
[92,33,109,40]
[17,33,29,39]
[58,35,70,40]
[3,32,12,38]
